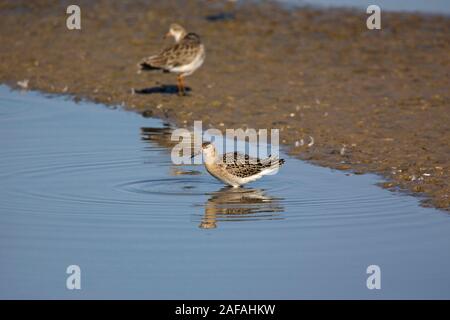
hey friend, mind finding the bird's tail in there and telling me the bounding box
[261,156,285,175]
[138,55,165,71]
[139,62,162,71]
[263,155,285,167]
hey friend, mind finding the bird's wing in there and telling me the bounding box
[140,34,202,70]
[221,152,283,178]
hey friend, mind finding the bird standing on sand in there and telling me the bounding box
[192,142,285,187]
[139,24,205,96]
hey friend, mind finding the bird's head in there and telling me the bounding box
[201,141,216,156]
[201,142,217,163]
[165,23,187,43]
[191,141,216,162]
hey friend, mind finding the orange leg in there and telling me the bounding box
[177,75,185,96]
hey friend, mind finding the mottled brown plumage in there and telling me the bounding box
[138,24,205,95]
[141,34,203,70]
[221,152,285,178]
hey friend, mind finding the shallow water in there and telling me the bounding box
[0,86,449,299]
[281,0,450,15]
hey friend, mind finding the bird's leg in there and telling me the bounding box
[176,75,182,95]
[180,76,185,94]
[177,75,186,96]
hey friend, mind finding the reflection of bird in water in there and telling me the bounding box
[138,23,205,96]
[140,125,201,176]
[140,124,174,149]
[141,124,196,153]
[199,187,284,229]
[206,0,237,22]
[193,142,285,187]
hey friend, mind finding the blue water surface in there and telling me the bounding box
[0,86,449,299]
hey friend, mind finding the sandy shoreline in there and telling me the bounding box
[0,0,449,210]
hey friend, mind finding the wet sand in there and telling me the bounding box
[0,0,449,210]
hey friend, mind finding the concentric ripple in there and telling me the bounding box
[116,177,212,196]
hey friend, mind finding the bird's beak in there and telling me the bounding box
[191,149,202,159]
[164,32,171,39]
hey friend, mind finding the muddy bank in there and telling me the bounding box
[0,0,449,210]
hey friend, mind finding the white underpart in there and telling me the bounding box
[236,166,279,186]
[171,45,205,77]
[236,174,264,186]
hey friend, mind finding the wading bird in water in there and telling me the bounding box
[192,142,285,187]
[138,24,205,96]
